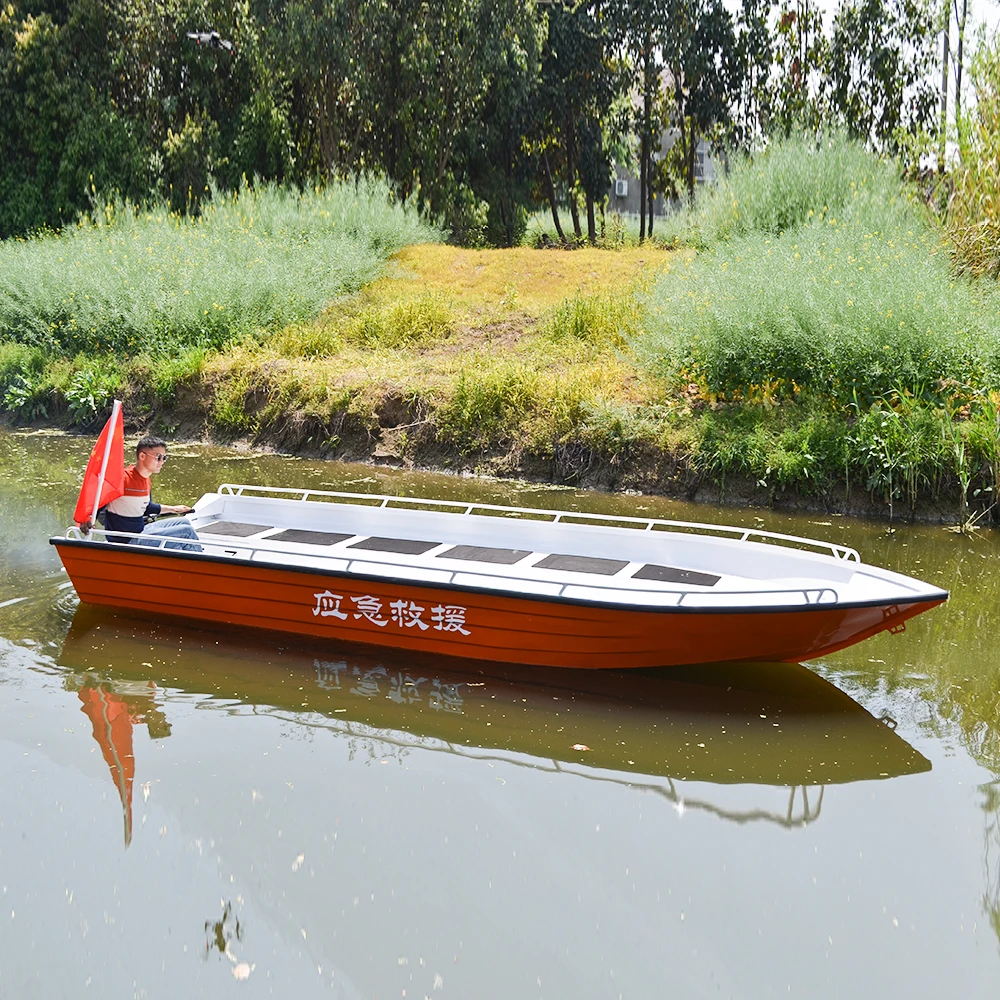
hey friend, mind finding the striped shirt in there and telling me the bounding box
[105,466,160,538]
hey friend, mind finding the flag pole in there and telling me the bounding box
[88,399,122,533]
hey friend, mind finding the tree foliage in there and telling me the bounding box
[0,0,961,244]
[827,0,937,151]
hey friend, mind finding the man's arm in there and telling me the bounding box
[159,504,194,515]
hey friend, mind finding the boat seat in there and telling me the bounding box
[268,529,353,546]
[634,564,720,587]
[437,545,532,565]
[348,537,440,555]
[533,554,629,576]
[200,520,274,537]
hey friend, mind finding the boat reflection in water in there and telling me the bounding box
[76,679,171,845]
[60,606,930,845]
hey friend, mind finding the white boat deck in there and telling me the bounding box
[115,484,941,611]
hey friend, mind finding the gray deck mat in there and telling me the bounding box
[437,544,532,565]
[533,553,629,576]
[348,537,440,555]
[200,520,274,537]
[268,529,353,546]
[633,564,721,587]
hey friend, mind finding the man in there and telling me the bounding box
[79,436,200,548]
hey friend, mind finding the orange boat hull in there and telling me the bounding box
[51,540,944,669]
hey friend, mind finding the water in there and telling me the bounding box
[1,428,999,997]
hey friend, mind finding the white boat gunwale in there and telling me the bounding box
[50,529,948,615]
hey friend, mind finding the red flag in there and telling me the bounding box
[73,400,125,524]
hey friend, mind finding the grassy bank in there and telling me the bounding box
[0,179,437,356]
[3,137,1000,524]
[631,134,1000,522]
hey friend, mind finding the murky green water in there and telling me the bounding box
[2,428,1000,997]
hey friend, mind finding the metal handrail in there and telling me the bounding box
[216,483,862,563]
[62,525,841,607]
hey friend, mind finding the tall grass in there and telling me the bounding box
[949,36,1000,278]
[542,289,643,348]
[0,179,440,356]
[681,133,906,246]
[638,134,1000,406]
[437,362,540,452]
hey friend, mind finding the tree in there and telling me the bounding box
[454,9,542,246]
[614,0,666,241]
[537,0,621,243]
[936,0,970,169]
[772,0,828,134]
[828,0,937,151]
[279,0,359,177]
[732,0,777,150]
[661,0,737,203]
[0,0,147,235]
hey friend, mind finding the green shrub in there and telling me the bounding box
[638,141,1000,405]
[0,178,441,357]
[345,293,454,349]
[212,370,261,434]
[0,343,41,386]
[65,367,118,425]
[438,362,539,451]
[685,132,907,247]
[849,394,945,515]
[149,348,209,402]
[543,291,642,348]
[1,366,49,420]
[693,405,849,494]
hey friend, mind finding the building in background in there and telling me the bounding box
[609,133,717,217]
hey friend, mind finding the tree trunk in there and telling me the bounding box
[542,149,567,244]
[640,41,654,243]
[647,148,655,237]
[566,115,582,240]
[316,74,336,174]
[688,135,697,204]
[676,95,695,205]
[586,192,596,244]
[639,131,647,243]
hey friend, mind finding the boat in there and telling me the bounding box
[50,483,948,669]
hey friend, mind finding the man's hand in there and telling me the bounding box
[78,520,93,534]
[161,505,195,515]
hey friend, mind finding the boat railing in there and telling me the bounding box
[62,526,841,607]
[216,483,862,563]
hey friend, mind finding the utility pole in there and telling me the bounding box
[953,0,968,125]
[940,0,950,172]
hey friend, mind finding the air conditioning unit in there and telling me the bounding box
[614,178,628,197]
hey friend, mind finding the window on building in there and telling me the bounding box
[694,148,706,181]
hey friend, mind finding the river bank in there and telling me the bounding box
[0,237,991,525]
[0,239,984,525]
[0,344,975,529]
[4,139,1000,526]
